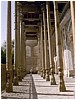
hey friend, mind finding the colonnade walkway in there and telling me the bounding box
[1,74,75,99]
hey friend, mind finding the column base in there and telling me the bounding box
[50,74,56,85]
[20,72,23,79]
[13,76,19,86]
[45,69,50,81]
[59,79,66,92]
[37,70,40,74]
[41,70,43,77]
[39,69,42,77]
[43,69,45,79]
[59,81,66,92]
[18,68,22,81]
[21,70,24,79]
[18,75,22,81]
[59,72,66,92]
[6,82,13,93]
[22,73,24,79]
[24,71,26,77]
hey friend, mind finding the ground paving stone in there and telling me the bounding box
[1,74,75,99]
[1,74,32,99]
[32,74,75,99]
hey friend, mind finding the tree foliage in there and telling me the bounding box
[1,40,14,64]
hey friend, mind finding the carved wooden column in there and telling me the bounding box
[38,34,42,75]
[20,13,24,79]
[40,15,45,79]
[46,1,56,85]
[6,1,13,92]
[54,1,66,92]
[24,26,26,76]
[13,1,19,85]
[37,22,42,76]
[70,1,75,69]
[70,1,75,49]
[17,2,22,81]
[31,46,34,73]
[42,5,50,81]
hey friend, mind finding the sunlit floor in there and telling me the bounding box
[1,74,75,99]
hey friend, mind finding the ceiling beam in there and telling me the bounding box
[25,25,38,27]
[58,1,68,3]
[26,36,37,40]
[23,18,39,21]
[22,6,40,13]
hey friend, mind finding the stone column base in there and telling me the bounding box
[45,69,50,81]
[13,76,19,86]
[6,82,13,93]
[50,68,56,85]
[50,74,56,85]
[39,69,42,77]
[42,69,45,79]
[59,71,66,92]
[37,70,40,74]
[17,68,22,81]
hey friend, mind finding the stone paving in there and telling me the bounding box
[1,74,75,99]
[32,74,75,99]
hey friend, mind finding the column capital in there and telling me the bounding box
[46,1,49,5]
[41,3,46,12]
[46,1,50,9]
[20,7,23,20]
[17,1,21,7]
[53,1,58,10]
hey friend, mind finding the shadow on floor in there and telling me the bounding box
[31,74,38,99]
[1,96,27,99]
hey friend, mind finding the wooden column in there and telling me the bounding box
[42,6,50,81]
[17,2,22,81]
[37,35,41,75]
[31,46,34,73]
[6,1,13,92]
[40,15,45,78]
[20,18,24,79]
[23,26,26,76]
[54,1,66,92]
[70,1,75,49]
[46,1,56,85]
[37,23,42,76]
[13,1,19,85]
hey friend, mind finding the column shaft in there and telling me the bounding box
[46,2,56,85]
[13,1,19,85]
[37,23,42,75]
[38,32,42,76]
[42,6,50,81]
[40,17,45,78]
[70,1,75,49]
[23,27,26,76]
[37,36,40,74]
[17,2,21,81]
[6,1,13,92]
[21,21,24,78]
[54,1,66,92]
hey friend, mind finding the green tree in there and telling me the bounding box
[1,40,14,64]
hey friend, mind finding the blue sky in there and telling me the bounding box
[1,1,15,45]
